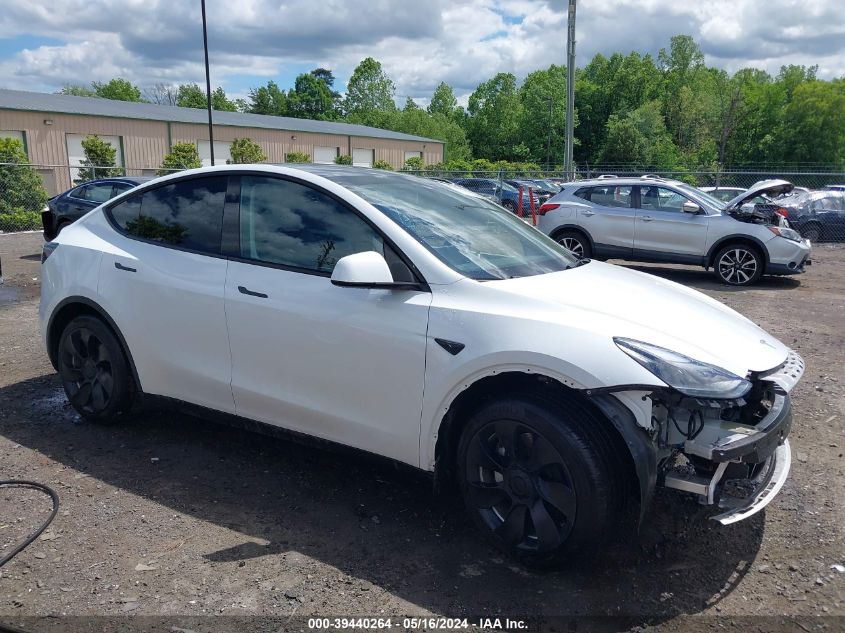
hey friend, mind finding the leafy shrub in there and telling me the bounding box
[402,156,424,171]
[373,159,393,170]
[77,135,122,182]
[334,154,352,165]
[285,152,311,163]
[159,142,202,175]
[0,208,41,232]
[0,138,48,216]
[229,138,267,164]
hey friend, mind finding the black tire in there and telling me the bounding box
[57,315,133,423]
[800,223,821,242]
[713,243,764,286]
[553,229,592,259]
[457,394,625,567]
[502,199,517,214]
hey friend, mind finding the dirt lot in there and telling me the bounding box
[0,231,843,632]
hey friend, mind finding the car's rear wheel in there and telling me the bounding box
[553,230,591,259]
[57,315,133,423]
[457,394,624,567]
[800,223,821,242]
[502,199,517,214]
[713,243,763,286]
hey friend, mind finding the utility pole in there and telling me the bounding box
[545,95,553,169]
[564,0,577,180]
[201,0,215,166]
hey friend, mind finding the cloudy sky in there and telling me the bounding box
[0,0,842,104]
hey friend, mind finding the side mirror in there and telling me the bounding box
[682,201,701,214]
[330,251,421,290]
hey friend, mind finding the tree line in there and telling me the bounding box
[58,34,845,169]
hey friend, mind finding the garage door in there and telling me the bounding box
[352,148,374,168]
[314,146,339,164]
[66,133,124,182]
[197,140,232,167]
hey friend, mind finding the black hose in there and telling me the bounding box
[0,480,59,568]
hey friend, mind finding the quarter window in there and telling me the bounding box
[108,176,227,253]
[238,176,385,275]
[580,186,632,208]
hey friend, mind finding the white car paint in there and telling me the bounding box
[40,164,801,528]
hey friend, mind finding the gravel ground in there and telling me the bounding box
[0,232,843,632]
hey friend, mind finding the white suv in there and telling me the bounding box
[40,165,801,566]
[537,177,811,286]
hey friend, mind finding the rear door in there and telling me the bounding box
[574,185,635,256]
[97,175,235,413]
[222,174,431,465]
[634,185,710,258]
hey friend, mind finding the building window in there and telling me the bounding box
[197,140,232,167]
[314,146,339,164]
[352,148,374,168]
[66,133,124,182]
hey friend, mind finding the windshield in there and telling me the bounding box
[336,174,579,280]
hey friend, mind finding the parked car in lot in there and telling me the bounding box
[824,184,845,192]
[504,179,556,206]
[775,190,845,242]
[700,186,747,202]
[41,165,801,566]
[538,177,811,286]
[453,178,539,214]
[42,177,151,240]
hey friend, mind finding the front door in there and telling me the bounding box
[634,185,710,259]
[223,174,432,466]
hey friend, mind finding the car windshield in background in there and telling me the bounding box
[678,184,725,210]
[335,174,578,280]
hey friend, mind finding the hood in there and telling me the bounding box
[724,179,794,210]
[486,261,788,377]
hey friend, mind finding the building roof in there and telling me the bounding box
[0,88,441,144]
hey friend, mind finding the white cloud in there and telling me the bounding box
[0,0,842,101]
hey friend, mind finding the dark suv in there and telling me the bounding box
[42,177,151,240]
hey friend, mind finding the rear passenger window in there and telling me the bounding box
[108,176,227,254]
[238,175,385,274]
[589,186,631,208]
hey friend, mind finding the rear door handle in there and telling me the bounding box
[238,285,268,298]
[114,262,136,273]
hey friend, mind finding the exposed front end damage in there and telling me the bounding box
[598,350,804,524]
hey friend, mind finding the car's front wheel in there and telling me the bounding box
[457,394,624,567]
[713,243,763,286]
[57,315,134,423]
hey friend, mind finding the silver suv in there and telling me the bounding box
[537,176,812,286]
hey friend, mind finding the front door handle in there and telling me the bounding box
[238,285,268,298]
[114,262,136,273]
[582,211,595,217]
[640,216,654,222]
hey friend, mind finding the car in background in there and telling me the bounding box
[537,176,810,286]
[824,184,845,192]
[700,186,747,202]
[776,190,845,242]
[40,163,801,566]
[42,177,151,240]
[504,179,555,206]
[452,178,539,214]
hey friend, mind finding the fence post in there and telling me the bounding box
[517,186,524,218]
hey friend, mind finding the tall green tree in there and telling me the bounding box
[247,81,288,116]
[0,137,48,215]
[287,72,339,120]
[59,85,96,97]
[518,65,570,165]
[778,80,845,165]
[176,83,206,109]
[159,142,202,175]
[466,73,523,161]
[343,57,396,117]
[428,82,458,118]
[229,138,267,164]
[91,78,143,102]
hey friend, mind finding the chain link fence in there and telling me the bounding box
[2,162,844,242]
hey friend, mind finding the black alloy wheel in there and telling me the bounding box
[58,316,133,422]
[464,419,576,553]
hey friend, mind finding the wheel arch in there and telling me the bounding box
[47,296,142,392]
[549,224,595,250]
[706,234,769,269]
[432,370,652,519]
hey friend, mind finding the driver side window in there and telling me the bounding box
[639,186,689,212]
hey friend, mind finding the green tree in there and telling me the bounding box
[285,151,311,163]
[60,85,96,97]
[466,73,523,161]
[228,138,266,164]
[518,65,570,165]
[287,72,339,120]
[92,78,143,102]
[402,156,424,171]
[0,138,47,230]
[428,82,459,118]
[344,57,396,117]
[778,80,845,165]
[247,80,288,116]
[212,87,237,112]
[77,135,123,182]
[176,83,206,108]
[159,142,202,175]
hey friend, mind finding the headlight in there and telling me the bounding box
[614,337,751,399]
[768,226,803,243]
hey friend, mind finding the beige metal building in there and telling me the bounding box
[0,88,444,195]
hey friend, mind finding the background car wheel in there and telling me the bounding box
[553,230,592,259]
[713,243,763,286]
[57,315,133,423]
[457,394,625,567]
[502,200,517,214]
[800,224,821,242]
